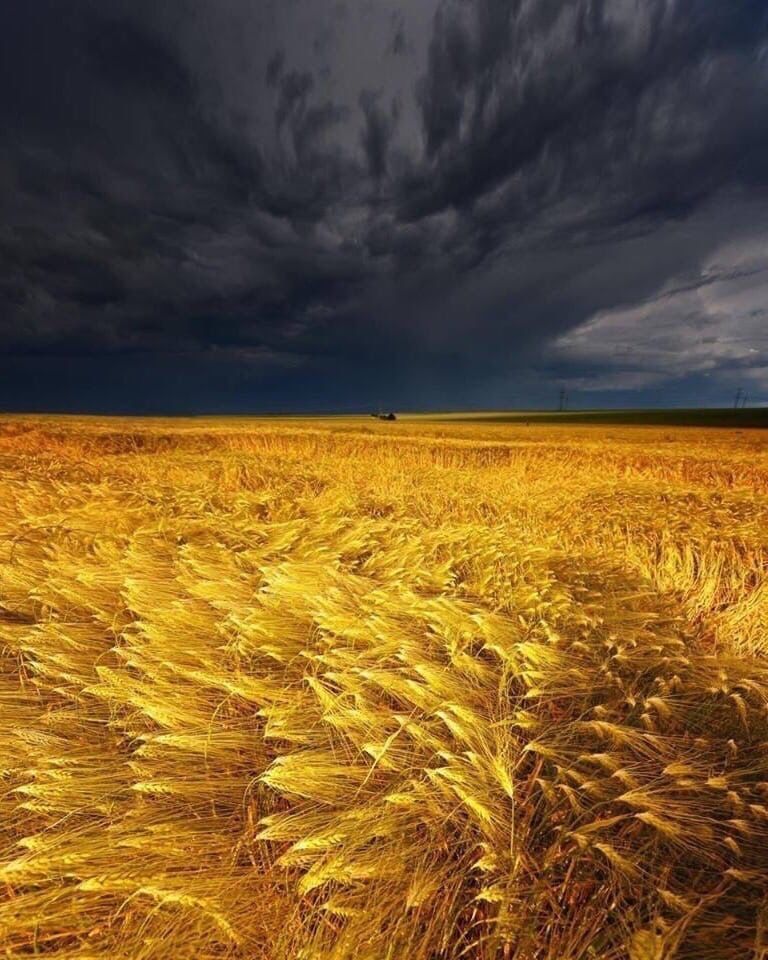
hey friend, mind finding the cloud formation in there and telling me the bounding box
[1,0,767,410]
[552,235,768,394]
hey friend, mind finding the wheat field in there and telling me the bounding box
[1,415,767,960]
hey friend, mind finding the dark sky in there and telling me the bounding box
[2,1,768,412]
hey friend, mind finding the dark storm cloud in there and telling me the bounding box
[358,91,396,182]
[265,50,286,88]
[406,0,768,223]
[1,0,768,411]
[274,71,315,130]
[388,12,408,56]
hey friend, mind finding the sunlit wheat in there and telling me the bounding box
[1,416,767,959]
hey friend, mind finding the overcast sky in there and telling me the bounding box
[2,0,767,412]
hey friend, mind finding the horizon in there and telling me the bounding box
[3,405,768,422]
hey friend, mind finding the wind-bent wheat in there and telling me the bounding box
[1,415,767,959]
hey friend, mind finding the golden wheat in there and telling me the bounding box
[1,415,767,959]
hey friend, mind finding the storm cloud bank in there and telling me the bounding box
[2,0,767,411]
